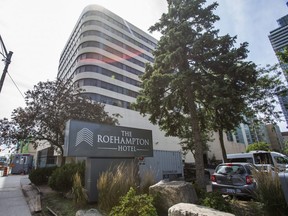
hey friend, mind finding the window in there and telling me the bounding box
[275,156,288,164]
[227,157,253,164]
[20,156,27,164]
[216,165,245,175]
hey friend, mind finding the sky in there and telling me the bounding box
[0,0,288,130]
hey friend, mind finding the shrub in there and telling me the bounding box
[139,169,156,194]
[97,161,140,213]
[48,161,85,192]
[200,192,232,213]
[253,170,288,215]
[109,187,157,216]
[72,171,88,207]
[246,142,270,152]
[29,166,58,185]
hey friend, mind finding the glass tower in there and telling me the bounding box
[269,9,288,127]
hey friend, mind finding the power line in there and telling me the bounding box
[7,72,25,99]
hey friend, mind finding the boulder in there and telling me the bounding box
[75,208,103,216]
[168,203,235,216]
[149,180,198,216]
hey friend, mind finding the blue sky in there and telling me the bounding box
[212,0,288,66]
[0,0,287,130]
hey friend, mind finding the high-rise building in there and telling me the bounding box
[58,5,248,163]
[269,7,288,127]
[58,5,157,109]
[57,5,185,157]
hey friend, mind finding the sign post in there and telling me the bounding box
[63,119,153,202]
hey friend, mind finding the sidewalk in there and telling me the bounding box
[0,174,32,216]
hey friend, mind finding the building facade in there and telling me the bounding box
[57,5,248,163]
[57,4,186,157]
[269,12,288,126]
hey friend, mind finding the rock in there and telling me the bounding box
[75,208,103,216]
[168,203,235,216]
[149,180,198,216]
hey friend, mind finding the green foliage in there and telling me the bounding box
[29,166,58,185]
[109,187,157,216]
[97,161,140,213]
[72,171,88,207]
[253,170,288,215]
[277,46,288,64]
[283,140,288,155]
[0,118,22,149]
[134,0,286,186]
[229,199,265,216]
[11,78,119,158]
[133,0,222,187]
[246,142,270,152]
[48,162,85,192]
[200,192,232,213]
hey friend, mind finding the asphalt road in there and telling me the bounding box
[0,174,31,216]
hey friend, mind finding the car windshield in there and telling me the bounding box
[215,164,245,175]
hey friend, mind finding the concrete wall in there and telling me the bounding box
[105,104,246,163]
[207,132,246,161]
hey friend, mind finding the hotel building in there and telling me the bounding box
[57,5,185,157]
[57,5,248,163]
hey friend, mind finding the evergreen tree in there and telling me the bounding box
[135,0,220,186]
[134,0,286,185]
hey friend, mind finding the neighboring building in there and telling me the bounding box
[265,124,284,151]
[226,122,270,146]
[56,5,248,164]
[269,7,288,126]
[207,132,246,163]
[282,131,288,143]
[224,119,286,152]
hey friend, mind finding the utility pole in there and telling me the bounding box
[0,35,13,93]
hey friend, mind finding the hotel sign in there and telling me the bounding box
[64,120,153,157]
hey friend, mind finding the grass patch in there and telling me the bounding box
[34,191,98,216]
[230,199,265,216]
[43,193,78,215]
[97,161,140,214]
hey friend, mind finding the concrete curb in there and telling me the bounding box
[20,177,42,214]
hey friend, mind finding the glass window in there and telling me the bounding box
[20,156,27,165]
[275,156,288,164]
[228,157,253,164]
[216,165,245,175]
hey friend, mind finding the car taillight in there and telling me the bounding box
[211,174,216,182]
[246,175,253,185]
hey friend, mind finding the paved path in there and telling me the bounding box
[0,174,31,216]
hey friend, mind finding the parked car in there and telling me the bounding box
[211,163,257,198]
[227,151,288,171]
